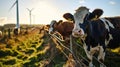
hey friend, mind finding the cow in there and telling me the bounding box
[0,31,2,38]
[49,20,74,42]
[14,27,20,35]
[63,6,120,67]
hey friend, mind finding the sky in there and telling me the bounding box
[0,0,120,25]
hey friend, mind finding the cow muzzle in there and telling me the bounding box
[72,29,85,38]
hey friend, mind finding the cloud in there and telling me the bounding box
[0,17,7,23]
[0,17,7,25]
[79,0,86,4]
[109,1,116,5]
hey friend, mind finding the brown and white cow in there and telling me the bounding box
[64,6,120,67]
[49,20,74,42]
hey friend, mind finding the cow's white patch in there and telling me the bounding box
[0,31,2,34]
[83,43,101,58]
[105,19,114,28]
[74,9,89,24]
[72,27,85,38]
[100,18,114,32]
[105,34,113,45]
[49,27,53,34]
[98,46,105,61]
[72,7,89,37]
[83,43,92,61]
[100,18,114,46]
[83,43,104,67]
[49,20,56,34]
[100,18,110,32]
[98,46,105,67]
[50,20,56,27]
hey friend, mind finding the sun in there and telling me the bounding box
[32,1,63,24]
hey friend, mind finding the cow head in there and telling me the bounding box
[72,6,90,38]
[49,20,62,34]
[63,8,103,22]
[65,6,103,38]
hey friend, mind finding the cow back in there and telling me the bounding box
[105,17,120,29]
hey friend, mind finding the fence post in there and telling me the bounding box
[8,28,11,38]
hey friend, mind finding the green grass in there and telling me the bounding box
[0,26,120,67]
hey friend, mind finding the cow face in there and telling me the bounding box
[49,20,62,34]
[72,6,89,38]
[49,20,57,34]
[72,6,103,38]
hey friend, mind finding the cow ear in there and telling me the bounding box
[90,9,104,21]
[57,20,63,25]
[63,13,74,21]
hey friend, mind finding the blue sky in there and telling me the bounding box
[0,0,120,25]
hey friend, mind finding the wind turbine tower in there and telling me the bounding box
[10,0,20,35]
[10,0,20,28]
[16,0,20,28]
[27,8,34,26]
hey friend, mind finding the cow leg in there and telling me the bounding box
[98,46,105,67]
[83,43,94,67]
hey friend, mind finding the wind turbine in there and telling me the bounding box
[27,8,34,26]
[9,0,20,35]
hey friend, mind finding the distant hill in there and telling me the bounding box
[3,24,16,29]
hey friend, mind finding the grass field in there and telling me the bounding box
[0,25,120,67]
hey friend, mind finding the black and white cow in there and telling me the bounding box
[63,6,120,67]
[14,27,20,35]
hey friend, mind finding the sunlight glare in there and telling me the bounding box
[32,1,63,24]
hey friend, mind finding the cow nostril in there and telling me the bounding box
[78,30,81,33]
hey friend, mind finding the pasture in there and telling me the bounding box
[0,24,120,67]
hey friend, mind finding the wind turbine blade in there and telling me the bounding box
[27,8,34,11]
[31,8,34,11]
[27,8,30,11]
[9,1,17,11]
